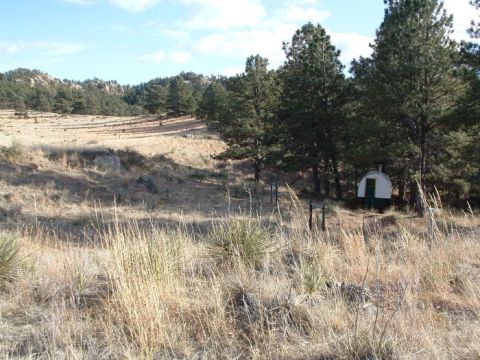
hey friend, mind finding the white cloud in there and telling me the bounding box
[186,0,371,69]
[139,50,166,63]
[60,0,161,11]
[194,25,372,69]
[330,32,373,65]
[182,0,267,30]
[275,4,330,23]
[172,0,478,74]
[194,24,296,68]
[223,66,244,76]
[43,42,88,56]
[0,41,87,56]
[139,50,192,64]
[169,50,192,64]
[109,25,133,33]
[0,43,20,55]
[161,29,192,42]
[109,0,160,12]
[444,0,475,41]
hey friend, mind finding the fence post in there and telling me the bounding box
[270,183,273,203]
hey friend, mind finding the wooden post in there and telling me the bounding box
[270,183,273,203]
[232,164,237,183]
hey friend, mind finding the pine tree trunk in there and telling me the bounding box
[409,180,417,206]
[254,161,261,183]
[323,160,330,197]
[354,167,358,196]
[398,180,405,201]
[417,123,428,217]
[331,158,343,200]
[312,164,321,194]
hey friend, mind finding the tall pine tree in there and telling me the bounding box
[279,23,347,199]
[353,0,463,213]
[218,55,279,182]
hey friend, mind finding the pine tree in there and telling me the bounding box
[166,77,195,116]
[218,55,279,182]
[145,85,167,114]
[442,0,480,200]
[72,92,87,114]
[354,0,463,213]
[85,93,100,114]
[279,23,347,198]
[53,89,73,114]
[196,81,228,129]
[29,88,51,112]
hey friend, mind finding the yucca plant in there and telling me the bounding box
[300,262,325,295]
[0,232,22,288]
[206,219,276,268]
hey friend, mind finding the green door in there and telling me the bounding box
[365,179,376,209]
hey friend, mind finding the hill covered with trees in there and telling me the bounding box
[0,68,207,117]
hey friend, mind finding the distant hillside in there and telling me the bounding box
[0,68,208,117]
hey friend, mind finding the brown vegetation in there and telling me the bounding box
[0,111,479,359]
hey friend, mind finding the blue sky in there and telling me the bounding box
[0,0,475,84]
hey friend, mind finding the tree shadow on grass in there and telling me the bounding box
[0,150,270,243]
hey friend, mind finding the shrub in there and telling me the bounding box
[117,148,146,169]
[300,261,326,295]
[137,175,158,194]
[0,141,25,163]
[187,171,207,181]
[0,232,22,288]
[206,219,275,268]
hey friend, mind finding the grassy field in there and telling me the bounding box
[0,110,479,359]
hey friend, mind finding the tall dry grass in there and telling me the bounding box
[0,195,479,359]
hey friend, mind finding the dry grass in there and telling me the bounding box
[0,200,477,359]
[0,109,225,169]
[0,111,479,359]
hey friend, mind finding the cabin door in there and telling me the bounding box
[365,178,376,208]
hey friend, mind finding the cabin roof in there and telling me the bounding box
[361,170,392,185]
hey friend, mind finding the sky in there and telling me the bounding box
[0,0,476,84]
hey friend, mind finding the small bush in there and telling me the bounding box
[117,148,146,169]
[187,172,208,181]
[0,141,25,163]
[0,232,22,288]
[206,219,275,268]
[300,261,326,295]
[137,175,158,194]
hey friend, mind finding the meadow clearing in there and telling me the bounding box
[0,110,479,359]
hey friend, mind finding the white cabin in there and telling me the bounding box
[357,167,392,200]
